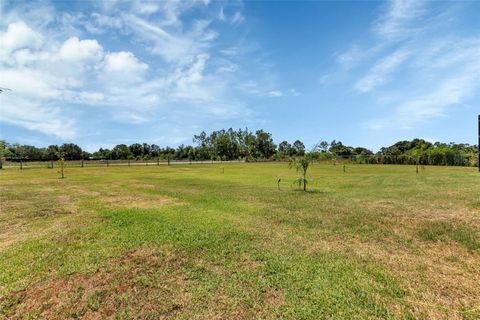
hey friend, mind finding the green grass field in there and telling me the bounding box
[0,163,479,319]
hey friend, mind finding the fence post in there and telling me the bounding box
[107,159,109,167]
[0,158,2,169]
[81,159,84,168]
[20,160,23,170]
[128,159,130,167]
[157,158,160,166]
[168,157,170,166]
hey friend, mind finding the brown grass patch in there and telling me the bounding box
[236,201,480,320]
[102,194,178,209]
[265,288,285,306]
[129,183,156,189]
[1,247,191,319]
[349,240,480,320]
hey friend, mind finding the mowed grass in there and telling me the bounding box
[0,163,479,319]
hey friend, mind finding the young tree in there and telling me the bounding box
[56,151,66,178]
[0,140,10,169]
[289,155,314,192]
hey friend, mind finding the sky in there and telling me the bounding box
[0,0,479,152]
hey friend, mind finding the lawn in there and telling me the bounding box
[0,163,479,319]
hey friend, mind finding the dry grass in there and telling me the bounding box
[101,194,179,209]
[2,247,190,319]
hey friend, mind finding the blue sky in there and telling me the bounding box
[0,0,479,151]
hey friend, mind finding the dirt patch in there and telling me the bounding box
[102,194,178,209]
[265,288,285,306]
[129,183,156,190]
[1,247,191,319]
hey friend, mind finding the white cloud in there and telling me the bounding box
[123,13,217,65]
[374,0,426,40]
[0,94,76,139]
[266,90,283,97]
[366,38,480,130]
[0,21,43,52]
[325,0,480,133]
[59,37,104,63]
[0,21,43,63]
[367,75,479,130]
[355,49,410,92]
[0,1,259,142]
[103,51,148,74]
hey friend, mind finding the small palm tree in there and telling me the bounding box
[289,156,313,192]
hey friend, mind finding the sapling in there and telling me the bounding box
[289,156,314,192]
[56,152,66,179]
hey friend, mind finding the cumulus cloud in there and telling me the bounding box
[0,0,275,142]
[0,21,43,63]
[103,51,148,74]
[59,37,103,63]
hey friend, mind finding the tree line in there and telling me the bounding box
[0,129,478,167]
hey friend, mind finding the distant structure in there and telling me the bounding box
[0,87,12,93]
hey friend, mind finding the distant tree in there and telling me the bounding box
[255,130,276,159]
[142,143,151,159]
[278,141,291,154]
[292,140,305,156]
[352,147,373,156]
[187,146,196,163]
[93,148,111,159]
[81,151,92,159]
[150,144,161,159]
[45,145,59,160]
[129,143,143,159]
[59,143,82,160]
[329,140,353,157]
[111,144,132,160]
[317,140,329,153]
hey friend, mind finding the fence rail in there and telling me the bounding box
[0,159,246,169]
